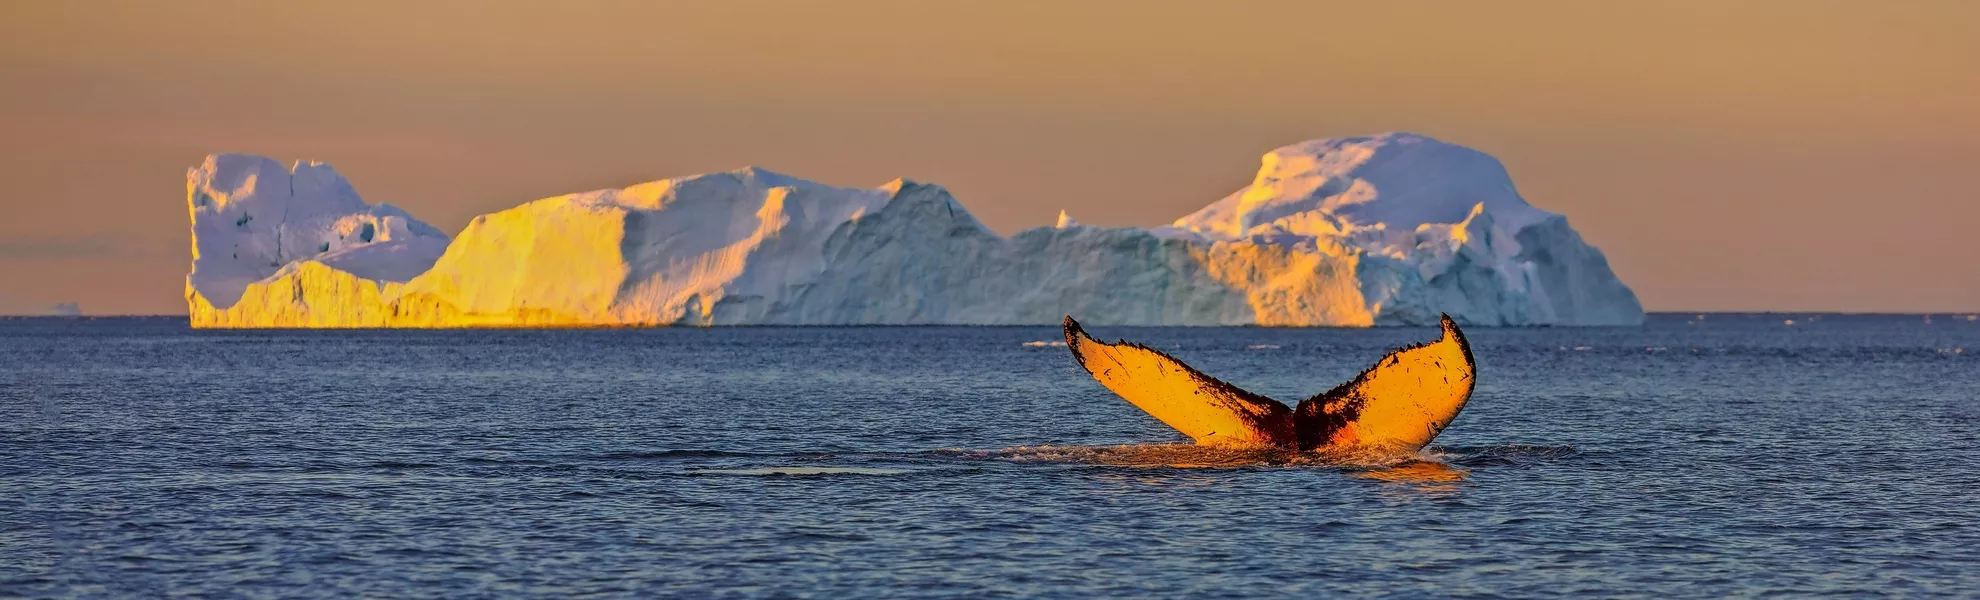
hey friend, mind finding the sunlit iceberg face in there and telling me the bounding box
[183,133,1641,328]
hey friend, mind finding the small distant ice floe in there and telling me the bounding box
[47,302,81,317]
[1022,340,1068,348]
[1246,344,1282,350]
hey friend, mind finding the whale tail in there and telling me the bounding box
[1062,315,1475,452]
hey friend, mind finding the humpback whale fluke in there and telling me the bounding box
[1062,315,1476,452]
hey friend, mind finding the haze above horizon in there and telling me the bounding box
[1,1,1975,314]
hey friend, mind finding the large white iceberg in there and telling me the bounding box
[185,132,1642,327]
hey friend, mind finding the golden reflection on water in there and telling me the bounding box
[1350,461,1469,483]
[1349,460,1471,497]
[960,443,1300,468]
[954,443,1473,486]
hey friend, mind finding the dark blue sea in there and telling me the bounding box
[4,314,1978,597]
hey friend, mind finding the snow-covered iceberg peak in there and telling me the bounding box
[186,153,449,309]
[1055,210,1081,229]
[1154,132,1642,325]
[1169,132,1550,241]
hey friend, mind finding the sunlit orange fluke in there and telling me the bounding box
[1063,314,1475,452]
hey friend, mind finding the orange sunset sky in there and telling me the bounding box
[1,1,1976,315]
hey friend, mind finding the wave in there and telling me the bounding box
[578,443,1574,485]
[937,443,1564,469]
[691,466,905,476]
[935,442,1578,485]
[591,444,1573,469]
[1427,444,1580,467]
[589,449,827,461]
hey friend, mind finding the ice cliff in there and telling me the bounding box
[185,133,1643,327]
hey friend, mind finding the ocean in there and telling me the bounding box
[3,314,1977,597]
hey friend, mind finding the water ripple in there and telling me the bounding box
[2,316,1976,597]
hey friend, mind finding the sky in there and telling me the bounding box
[1,1,1976,315]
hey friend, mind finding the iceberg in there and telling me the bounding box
[185,132,1642,327]
[185,154,452,327]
